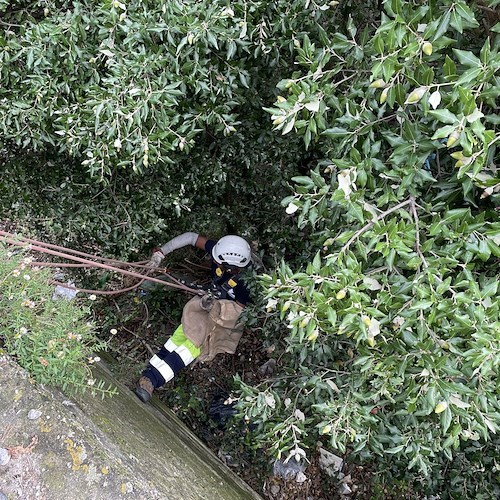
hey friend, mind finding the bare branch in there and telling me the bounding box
[340,198,412,254]
[410,196,428,269]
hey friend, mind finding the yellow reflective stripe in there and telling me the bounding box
[170,324,188,345]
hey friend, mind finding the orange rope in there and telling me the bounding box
[0,230,147,267]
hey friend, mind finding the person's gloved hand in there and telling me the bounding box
[200,293,216,311]
[146,250,164,269]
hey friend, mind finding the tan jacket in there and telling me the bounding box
[181,296,244,362]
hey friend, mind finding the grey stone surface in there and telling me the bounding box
[318,447,344,477]
[0,355,261,499]
[339,483,352,495]
[0,449,9,467]
[272,458,306,480]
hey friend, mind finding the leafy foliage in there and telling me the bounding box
[0,0,498,496]
[0,0,337,178]
[0,244,115,395]
[0,124,306,261]
[235,0,500,484]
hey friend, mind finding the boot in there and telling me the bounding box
[134,376,154,403]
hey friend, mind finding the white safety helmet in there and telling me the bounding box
[212,235,251,268]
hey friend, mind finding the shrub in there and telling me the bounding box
[0,0,339,178]
[0,243,115,395]
[236,0,500,487]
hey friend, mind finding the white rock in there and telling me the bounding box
[52,282,78,301]
[28,409,42,420]
[339,483,352,495]
[0,448,10,466]
[295,472,307,483]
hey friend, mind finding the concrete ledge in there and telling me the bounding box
[0,355,261,499]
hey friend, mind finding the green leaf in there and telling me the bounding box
[322,127,350,138]
[441,407,452,435]
[330,33,352,51]
[444,208,471,221]
[458,87,477,115]
[227,40,237,59]
[402,329,418,346]
[292,176,315,188]
[432,10,451,41]
[450,8,464,33]
[428,109,459,125]
[373,35,385,54]
[480,38,491,65]
[327,307,337,327]
[481,280,498,298]
[453,49,481,67]
[312,251,321,271]
[454,2,479,29]
[304,127,312,150]
[206,31,219,50]
[422,67,435,86]
[456,67,482,86]
[477,239,491,261]
[239,72,249,89]
[385,445,405,454]
[410,300,434,310]
[348,202,364,223]
[443,55,457,78]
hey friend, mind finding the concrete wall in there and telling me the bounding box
[0,355,261,499]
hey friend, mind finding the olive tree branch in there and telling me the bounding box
[340,198,412,254]
[409,195,428,269]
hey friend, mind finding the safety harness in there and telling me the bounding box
[213,266,240,300]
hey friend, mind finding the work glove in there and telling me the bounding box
[146,250,164,269]
[200,293,216,312]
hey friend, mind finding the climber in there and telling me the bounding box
[134,232,252,403]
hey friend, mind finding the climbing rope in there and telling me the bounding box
[0,230,201,297]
